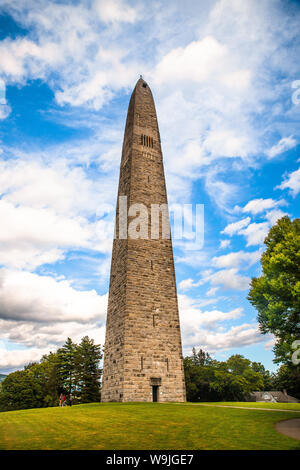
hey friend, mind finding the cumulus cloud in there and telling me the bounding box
[206,286,219,297]
[238,222,270,246]
[265,136,297,159]
[222,217,251,236]
[184,323,266,353]
[155,36,251,92]
[264,209,288,225]
[208,268,251,291]
[0,0,139,109]
[0,269,107,370]
[241,198,287,215]
[212,249,262,269]
[180,267,251,292]
[0,158,116,269]
[0,199,114,269]
[277,166,300,197]
[178,293,267,353]
[219,239,231,250]
[93,0,138,24]
[0,269,107,323]
[178,278,195,291]
[0,345,52,371]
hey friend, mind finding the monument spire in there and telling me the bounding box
[101,78,186,402]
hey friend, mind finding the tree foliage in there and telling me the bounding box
[248,216,300,364]
[184,350,272,402]
[0,337,103,412]
[273,364,300,400]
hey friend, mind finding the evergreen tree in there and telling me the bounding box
[75,336,102,403]
[40,352,62,406]
[0,336,103,411]
[57,338,77,395]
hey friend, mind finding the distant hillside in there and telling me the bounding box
[0,374,7,383]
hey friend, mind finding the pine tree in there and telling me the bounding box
[57,338,77,395]
[75,336,102,403]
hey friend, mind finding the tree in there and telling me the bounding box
[74,336,102,403]
[39,352,62,406]
[184,350,267,402]
[251,361,275,390]
[184,356,216,401]
[226,354,251,375]
[274,364,300,400]
[0,336,103,412]
[191,348,213,366]
[57,338,77,395]
[0,370,43,411]
[248,216,300,364]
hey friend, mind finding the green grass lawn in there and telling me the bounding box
[0,402,299,450]
[189,402,300,411]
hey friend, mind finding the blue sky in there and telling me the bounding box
[0,0,299,373]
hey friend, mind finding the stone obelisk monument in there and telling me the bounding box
[101,77,186,402]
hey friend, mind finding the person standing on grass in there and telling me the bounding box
[69,393,73,406]
[62,394,67,406]
[59,393,63,407]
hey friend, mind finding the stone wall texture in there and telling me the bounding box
[101,78,186,402]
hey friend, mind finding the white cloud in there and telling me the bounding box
[0,199,113,269]
[265,209,287,225]
[178,278,195,291]
[208,268,251,291]
[178,293,267,353]
[0,158,116,268]
[0,1,139,109]
[206,286,219,297]
[0,345,51,371]
[219,239,231,249]
[222,217,251,236]
[94,0,137,24]
[0,158,115,216]
[277,166,300,197]
[238,221,270,246]
[0,269,107,323]
[204,170,240,212]
[203,128,252,159]
[266,136,297,159]
[0,104,11,120]
[185,323,266,353]
[212,249,261,269]
[179,294,243,331]
[241,198,287,215]
[155,36,250,88]
[0,268,107,370]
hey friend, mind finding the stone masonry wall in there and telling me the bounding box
[101,78,186,402]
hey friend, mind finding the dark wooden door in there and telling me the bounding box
[152,385,158,402]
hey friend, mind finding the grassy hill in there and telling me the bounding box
[0,402,299,450]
